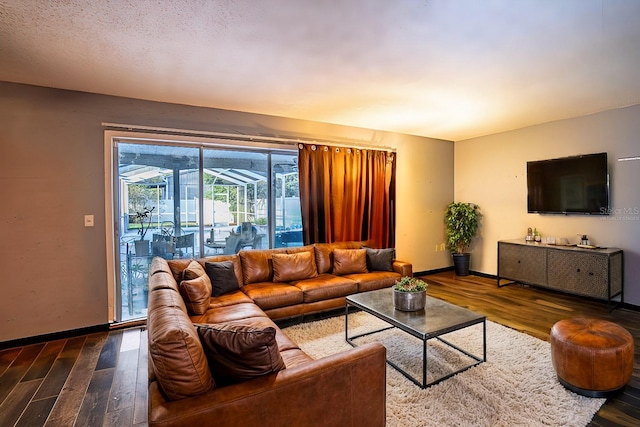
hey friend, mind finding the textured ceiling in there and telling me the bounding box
[1,0,640,141]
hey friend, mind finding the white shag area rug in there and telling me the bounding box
[282,311,605,427]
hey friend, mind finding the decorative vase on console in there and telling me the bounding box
[392,277,428,311]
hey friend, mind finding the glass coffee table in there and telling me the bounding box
[346,288,486,388]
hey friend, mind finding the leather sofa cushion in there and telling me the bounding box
[272,250,318,282]
[353,271,401,292]
[205,260,240,296]
[179,274,212,315]
[364,247,396,272]
[148,270,180,293]
[242,282,304,310]
[149,256,173,276]
[147,287,189,314]
[333,248,368,275]
[240,250,273,284]
[148,304,213,400]
[314,242,362,274]
[195,323,286,386]
[183,260,207,281]
[190,302,271,324]
[294,274,358,302]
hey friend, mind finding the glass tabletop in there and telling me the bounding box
[346,288,485,339]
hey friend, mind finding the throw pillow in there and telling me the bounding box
[183,260,206,281]
[178,274,212,315]
[332,248,368,275]
[365,247,396,272]
[272,250,318,282]
[204,261,241,297]
[195,323,286,386]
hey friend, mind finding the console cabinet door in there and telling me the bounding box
[547,251,608,298]
[498,243,547,285]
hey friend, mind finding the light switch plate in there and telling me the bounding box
[84,214,94,227]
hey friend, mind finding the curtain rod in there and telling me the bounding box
[102,122,396,152]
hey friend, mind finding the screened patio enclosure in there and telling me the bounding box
[115,141,301,321]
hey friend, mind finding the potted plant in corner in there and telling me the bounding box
[445,202,481,276]
[392,276,428,311]
[134,206,155,256]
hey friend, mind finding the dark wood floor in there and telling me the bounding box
[0,271,638,426]
[421,271,640,427]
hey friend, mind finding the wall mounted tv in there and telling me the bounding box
[527,152,609,215]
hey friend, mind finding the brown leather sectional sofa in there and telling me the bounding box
[147,241,412,426]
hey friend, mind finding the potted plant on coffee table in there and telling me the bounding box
[392,276,428,311]
[444,202,481,276]
[134,206,155,256]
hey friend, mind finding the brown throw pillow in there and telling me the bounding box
[195,323,285,386]
[365,247,396,272]
[204,261,240,296]
[333,248,368,275]
[178,274,212,315]
[183,260,206,281]
[272,251,318,282]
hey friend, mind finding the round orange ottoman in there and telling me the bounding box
[550,317,634,397]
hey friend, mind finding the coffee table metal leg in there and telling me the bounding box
[423,336,428,387]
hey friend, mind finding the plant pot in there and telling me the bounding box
[452,253,471,276]
[393,289,426,311]
[135,239,150,256]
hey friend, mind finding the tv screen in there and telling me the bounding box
[527,152,609,215]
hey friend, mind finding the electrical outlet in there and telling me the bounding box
[84,214,94,227]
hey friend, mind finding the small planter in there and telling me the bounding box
[393,288,426,311]
[135,239,150,256]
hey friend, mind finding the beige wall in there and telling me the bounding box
[0,82,454,342]
[455,105,640,305]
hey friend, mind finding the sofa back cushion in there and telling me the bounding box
[147,293,214,400]
[239,250,272,284]
[314,241,363,274]
[333,248,368,275]
[272,250,318,282]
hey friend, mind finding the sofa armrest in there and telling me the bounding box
[149,342,386,427]
[393,260,413,277]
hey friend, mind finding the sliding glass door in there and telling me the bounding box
[117,143,201,320]
[202,148,268,256]
[112,138,301,322]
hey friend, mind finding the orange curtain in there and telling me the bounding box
[298,143,395,248]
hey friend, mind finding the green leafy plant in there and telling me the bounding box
[393,276,428,292]
[134,206,155,241]
[445,202,481,254]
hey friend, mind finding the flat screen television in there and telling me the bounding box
[527,152,609,215]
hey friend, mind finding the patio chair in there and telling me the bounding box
[222,232,243,254]
[175,233,195,258]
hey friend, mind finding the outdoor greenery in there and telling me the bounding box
[393,276,428,292]
[129,184,160,215]
[445,202,481,254]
